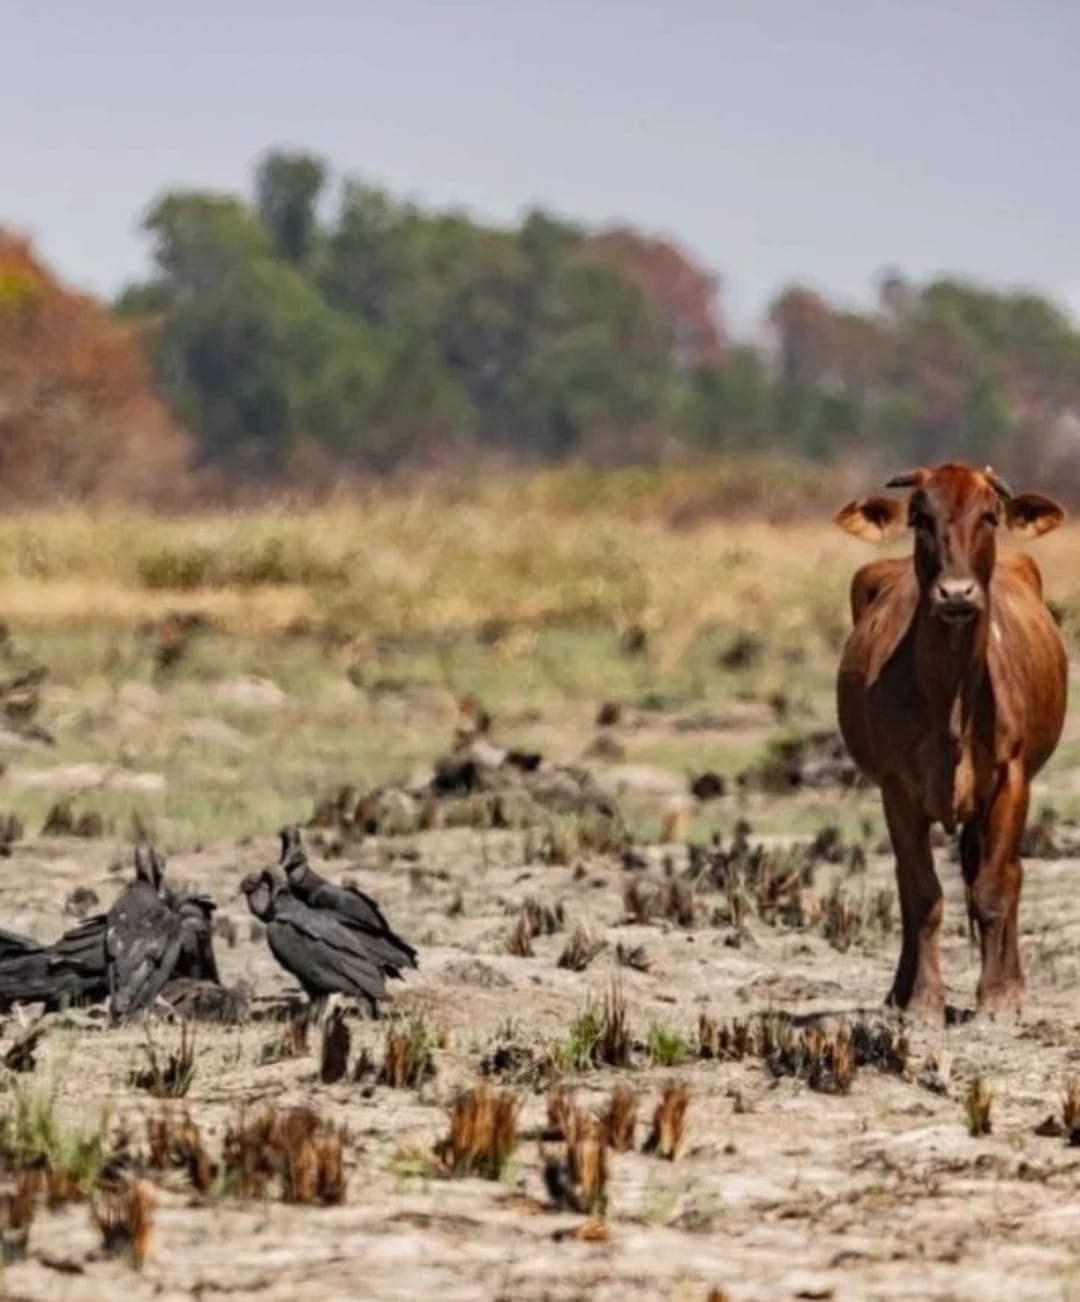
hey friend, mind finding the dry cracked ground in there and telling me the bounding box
[1,625,1080,1301]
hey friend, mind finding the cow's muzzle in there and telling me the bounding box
[931,577,983,622]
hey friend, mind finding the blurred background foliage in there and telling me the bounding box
[4,148,1080,503]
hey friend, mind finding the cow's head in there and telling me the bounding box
[835,463,1064,622]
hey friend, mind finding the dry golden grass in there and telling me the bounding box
[0,469,1072,694]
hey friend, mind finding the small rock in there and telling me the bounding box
[211,676,287,710]
[584,733,626,762]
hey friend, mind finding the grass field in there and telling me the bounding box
[2,475,1080,1299]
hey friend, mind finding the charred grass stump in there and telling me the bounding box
[260,1011,310,1063]
[129,1024,197,1098]
[696,1012,909,1094]
[541,1087,609,1216]
[598,1086,638,1152]
[557,982,632,1073]
[965,1078,993,1137]
[643,1083,690,1160]
[319,1007,351,1084]
[145,1106,215,1194]
[557,925,606,972]
[92,1177,154,1271]
[435,1081,519,1180]
[222,1104,347,1205]
[685,822,887,947]
[373,1018,438,1089]
[0,1168,40,1262]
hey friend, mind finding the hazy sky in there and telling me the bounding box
[6,0,1079,329]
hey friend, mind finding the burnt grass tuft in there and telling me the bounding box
[129,1025,197,1098]
[695,1012,908,1094]
[434,1082,519,1180]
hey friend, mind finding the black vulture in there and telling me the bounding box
[277,825,417,976]
[241,867,393,1016]
[0,914,108,1011]
[151,843,225,984]
[105,845,183,1022]
[0,935,107,1011]
[0,928,43,962]
[50,914,107,978]
[0,846,224,1016]
[171,894,221,984]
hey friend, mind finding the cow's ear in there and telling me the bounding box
[1005,493,1065,538]
[833,496,906,542]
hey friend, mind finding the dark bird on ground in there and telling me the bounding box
[147,845,225,984]
[241,867,395,1017]
[171,894,221,984]
[51,913,107,976]
[0,928,42,963]
[0,914,108,1012]
[0,846,225,1016]
[155,889,252,1022]
[277,825,417,976]
[105,844,183,1022]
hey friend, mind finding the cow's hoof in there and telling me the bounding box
[889,986,946,1026]
[975,981,1024,1017]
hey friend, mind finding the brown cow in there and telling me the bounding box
[835,462,1067,1020]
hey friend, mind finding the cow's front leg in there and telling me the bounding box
[968,760,1027,1014]
[882,779,945,1022]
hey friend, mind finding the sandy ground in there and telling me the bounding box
[3,806,1080,1302]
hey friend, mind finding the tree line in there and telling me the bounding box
[2,146,1079,502]
[113,150,1080,486]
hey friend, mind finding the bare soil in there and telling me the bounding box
[0,612,1079,1302]
[3,808,1080,1301]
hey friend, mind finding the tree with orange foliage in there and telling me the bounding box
[0,232,191,503]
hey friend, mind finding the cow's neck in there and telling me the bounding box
[917,596,985,686]
[912,597,990,827]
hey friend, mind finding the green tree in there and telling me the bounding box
[321,182,411,327]
[674,347,773,449]
[130,189,382,472]
[255,150,327,265]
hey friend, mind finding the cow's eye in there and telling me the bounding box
[980,510,999,527]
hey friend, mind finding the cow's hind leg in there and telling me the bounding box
[968,761,1027,1014]
[959,821,981,942]
[882,780,944,1022]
